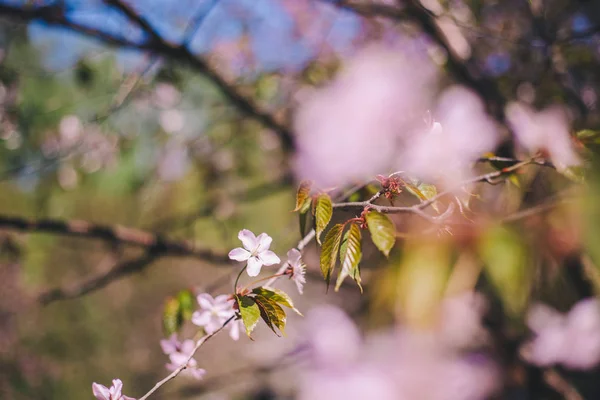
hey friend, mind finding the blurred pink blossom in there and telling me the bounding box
[400,86,499,188]
[191,294,235,334]
[293,44,437,188]
[160,334,206,380]
[523,298,600,369]
[506,102,580,169]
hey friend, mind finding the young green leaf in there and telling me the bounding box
[255,294,287,335]
[176,289,195,320]
[236,295,261,337]
[320,223,344,286]
[293,180,312,212]
[299,206,312,237]
[336,223,363,292]
[162,297,182,336]
[315,193,333,244]
[252,287,302,315]
[365,210,396,257]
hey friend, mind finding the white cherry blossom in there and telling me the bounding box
[92,379,135,400]
[228,229,281,277]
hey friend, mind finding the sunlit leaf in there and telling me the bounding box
[478,226,530,317]
[561,166,586,183]
[252,287,302,315]
[320,223,344,286]
[255,294,287,335]
[293,180,312,212]
[365,211,396,257]
[176,289,195,320]
[162,297,182,336]
[336,223,362,292]
[236,295,261,337]
[315,193,333,244]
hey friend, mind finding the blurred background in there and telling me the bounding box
[1,0,600,399]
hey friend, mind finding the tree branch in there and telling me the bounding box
[38,253,160,305]
[0,3,294,150]
[0,214,229,262]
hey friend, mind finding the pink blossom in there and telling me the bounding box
[506,102,580,169]
[228,229,281,277]
[293,44,437,188]
[160,334,206,379]
[523,299,600,369]
[439,291,490,349]
[92,379,135,400]
[191,294,235,334]
[400,86,499,188]
[302,305,362,368]
[285,248,306,294]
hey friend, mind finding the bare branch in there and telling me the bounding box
[0,214,229,263]
[38,253,159,305]
[0,3,294,149]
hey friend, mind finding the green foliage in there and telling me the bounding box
[162,289,196,335]
[254,294,287,335]
[252,287,302,315]
[336,222,363,292]
[365,210,396,257]
[478,226,531,317]
[235,295,261,338]
[320,223,344,286]
[315,193,333,244]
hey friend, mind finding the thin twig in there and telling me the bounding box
[138,316,234,400]
[543,369,583,400]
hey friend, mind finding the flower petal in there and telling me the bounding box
[191,310,211,327]
[246,257,263,277]
[92,383,111,400]
[196,293,215,310]
[111,379,123,398]
[160,334,179,355]
[287,248,302,266]
[228,247,251,262]
[258,250,281,266]
[238,229,258,251]
[256,233,273,252]
[229,320,241,341]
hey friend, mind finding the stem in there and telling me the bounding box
[233,266,247,293]
[241,273,286,292]
[138,316,234,400]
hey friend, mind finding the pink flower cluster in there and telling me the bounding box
[92,379,135,400]
[522,298,600,369]
[160,334,206,380]
[297,295,500,400]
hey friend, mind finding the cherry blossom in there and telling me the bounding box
[191,293,235,334]
[285,248,306,294]
[160,334,206,380]
[294,44,437,188]
[92,379,135,400]
[506,102,581,169]
[228,229,281,277]
[523,298,600,369]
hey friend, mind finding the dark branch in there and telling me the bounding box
[0,3,295,150]
[0,214,229,263]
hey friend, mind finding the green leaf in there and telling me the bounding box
[561,165,586,183]
[406,182,439,211]
[255,294,287,335]
[577,129,600,143]
[252,287,302,315]
[336,223,363,292]
[176,289,195,320]
[315,194,333,244]
[162,297,182,336]
[236,295,261,337]
[365,211,396,257]
[478,226,530,317]
[319,223,344,286]
[293,180,312,212]
[299,205,312,237]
